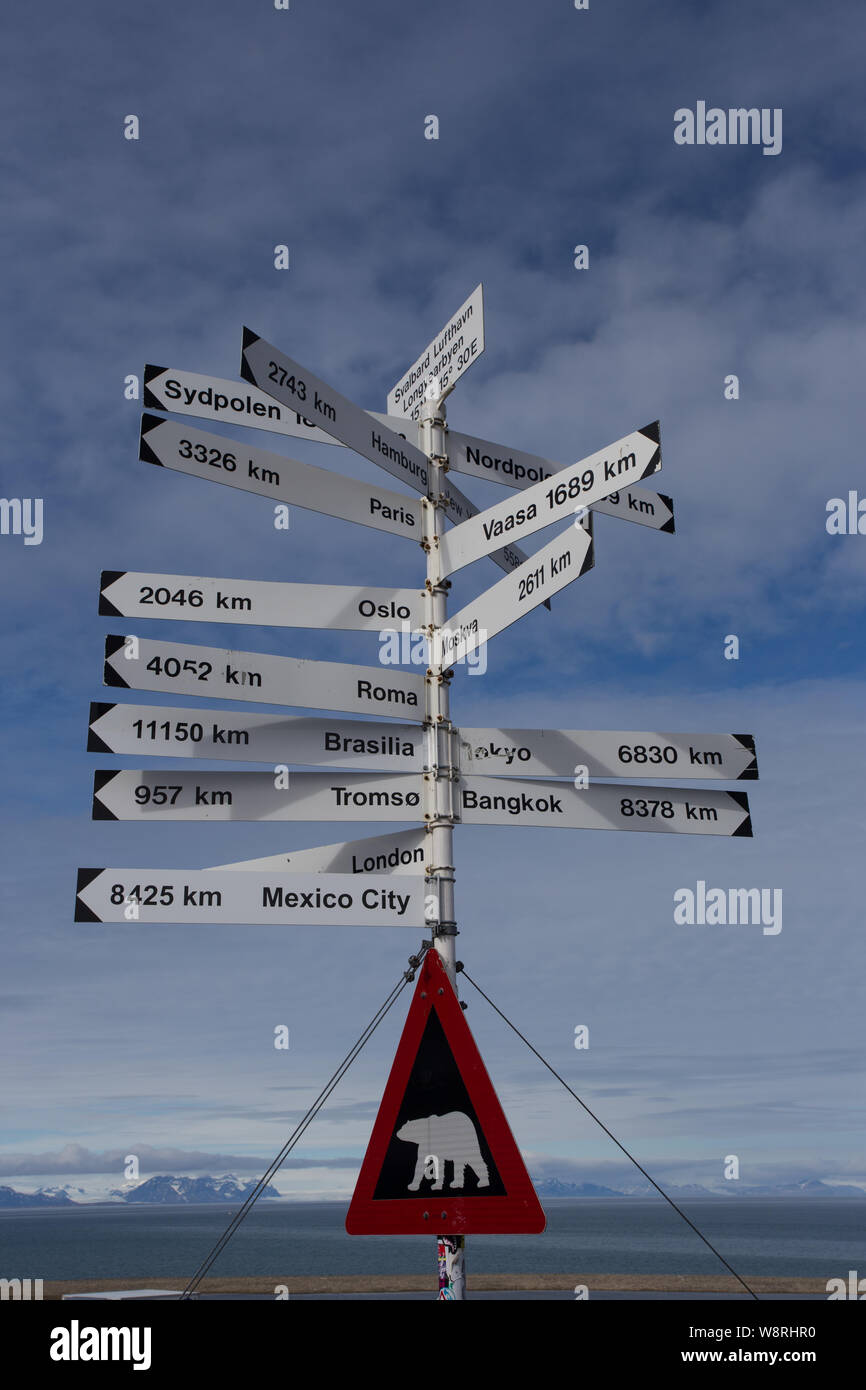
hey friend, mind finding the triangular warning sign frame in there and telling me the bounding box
[346,949,545,1235]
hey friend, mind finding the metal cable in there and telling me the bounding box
[460,966,760,1301]
[180,948,429,1299]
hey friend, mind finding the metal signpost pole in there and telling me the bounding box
[420,391,465,1300]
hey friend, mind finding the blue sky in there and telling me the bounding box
[2,0,865,1207]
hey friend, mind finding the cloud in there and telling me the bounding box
[0,1144,362,1178]
[2,0,864,1195]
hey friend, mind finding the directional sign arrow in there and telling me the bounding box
[144,364,423,449]
[212,828,428,874]
[430,522,593,668]
[88,703,426,771]
[434,477,550,603]
[99,570,425,633]
[92,770,426,823]
[445,427,675,534]
[386,284,485,421]
[140,412,541,591]
[588,486,674,533]
[103,635,426,722]
[139,414,422,542]
[439,423,661,576]
[74,868,427,927]
[240,329,431,494]
[459,776,752,836]
[457,730,758,781]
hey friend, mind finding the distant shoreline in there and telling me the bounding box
[3,1191,865,1212]
[41,1273,829,1300]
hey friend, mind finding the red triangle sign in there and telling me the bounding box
[346,949,545,1235]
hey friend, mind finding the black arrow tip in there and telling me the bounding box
[98,572,124,617]
[139,414,164,466]
[87,703,114,753]
[92,771,119,820]
[728,790,753,835]
[103,635,130,688]
[75,868,103,922]
[142,366,166,411]
[240,328,259,384]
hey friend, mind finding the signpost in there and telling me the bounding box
[88,703,426,771]
[92,769,427,824]
[80,286,759,1299]
[99,570,424,633]
[103,634,426,721]
[457,729,758,781]
[141,402,535,586]
[430,520,593,668]
[75,867,427,927]
[459,776,752,837]
[386,285,485,421]
[439,423,661,576]
[445,426,675,533]
[139,414,423,541]
[144,364,352,446]
[240,329,432,493]
[212,828,428,875]
[144,362,424,449]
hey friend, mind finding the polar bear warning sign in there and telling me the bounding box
[346,949,545,1234]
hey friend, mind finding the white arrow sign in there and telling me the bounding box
[435,475,550,602]
[75,867,427,926]
[99,570,425,633]
[240,329,431,494]
[386,284,485,420]
[92,770,426,823]
[457,730,758,781]
[140,389,541,587]
[143,365,423,450]
[87,703,426,770]
[430,523,593,668]
[439,422,661,576]
[584,486,674,533]
[139,414,422,542]
[104,635,426,722]
[213,828,428,874]
[459,776,752,836]
[143,365,348,446]
[445,427,674,533]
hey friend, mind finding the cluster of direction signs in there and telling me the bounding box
[75,286,757,1237]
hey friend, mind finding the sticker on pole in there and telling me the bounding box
[346,949,545,1234]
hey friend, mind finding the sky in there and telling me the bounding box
[2,0,865,1221]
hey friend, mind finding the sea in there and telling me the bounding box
[0,1198,863,1284]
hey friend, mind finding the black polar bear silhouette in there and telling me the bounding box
[396,1110,490,1191]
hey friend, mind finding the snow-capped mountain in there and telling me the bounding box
[107,1174,281,1204]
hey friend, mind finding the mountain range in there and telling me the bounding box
[0,1175,862,1207]
[0,1175,280,1207]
